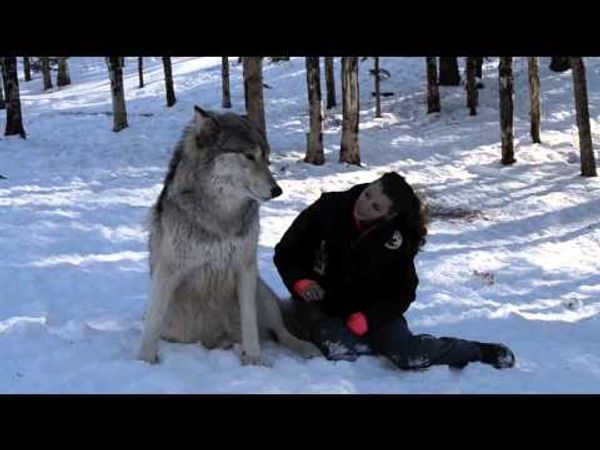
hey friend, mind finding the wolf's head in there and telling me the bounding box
[179,106,282,203]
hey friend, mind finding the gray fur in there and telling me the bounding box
[138,107,321,365]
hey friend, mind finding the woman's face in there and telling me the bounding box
[354,180,394,223]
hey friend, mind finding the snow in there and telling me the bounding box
[1,56,599,393]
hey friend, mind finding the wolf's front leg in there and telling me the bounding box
[238,264,263,366]
[138,266,178,364]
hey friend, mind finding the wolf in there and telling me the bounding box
[137,106,321,366]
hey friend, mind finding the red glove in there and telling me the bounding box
[293,279,315,297]
[293,279,325,302]
[346,312,368,337]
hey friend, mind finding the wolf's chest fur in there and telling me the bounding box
[159,215,260,344]
[193,233,258,270]
[155,197,258,263]
[166,214,258,269]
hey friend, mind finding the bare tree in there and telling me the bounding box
[570,57,597,177]
[499,57,515,165]
[527,57,541,144]
[0,67,4,110]
[474,57,483,79]
[137,57,144,88]
[162,57,176,107]
[23,57,31,82]
[340,57,360,165]
[41,57,53,91]
[426,57,440,114]
[324,57,336,109]
[221,57,232,109]
[1,57,26,138]
[374,57,382,118]
[304,57,325,165]
[106,57,128,132]
[466,57,478,115]
[242,57,268,149]
[439,57,460,86]
[57,57,71,87]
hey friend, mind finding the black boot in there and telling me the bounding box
[476,342,516,369]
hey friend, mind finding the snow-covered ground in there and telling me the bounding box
[0,56,599,393]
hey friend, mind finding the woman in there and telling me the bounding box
[274,172,515,370]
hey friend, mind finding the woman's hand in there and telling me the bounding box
[346,312,368,336]
[293,279,325,302]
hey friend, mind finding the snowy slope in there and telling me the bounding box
[0,56,599,393]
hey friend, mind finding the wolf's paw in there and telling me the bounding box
[203,337,235,350]
[241,351,269,367]
[137,347,159,365]
[217,338,234,350]
[294,341,323,359]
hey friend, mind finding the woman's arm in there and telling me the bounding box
[273,195,328,297]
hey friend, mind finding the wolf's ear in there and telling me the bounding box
[194,106,220,142]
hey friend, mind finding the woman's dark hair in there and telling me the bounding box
[379,172,429,253]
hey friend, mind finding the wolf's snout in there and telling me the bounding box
[271,185,283,199]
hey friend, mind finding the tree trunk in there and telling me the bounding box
[499,57,515,165]
[550,57,571,72]
[304,57,325,165]
[23,57,31,82]
[374,57,382,118]
[527,57,541,144]
[474,57,483,79]
[41,57,53,91]
[56,57,71,87]
[162,57,176,107]
[426,57,440,114]
[324,57,336,109]
[137,57,144,88]
[106,57,128,132]
[439,57,460,86]
[1,57,27,138]
[340,57,360,165]
[242,57,268,150]
[0,66,5,110]
[466,57,478,115]
[221,57,232,109]
[570,57,597,177]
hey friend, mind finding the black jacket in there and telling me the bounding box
[273,184,419,326]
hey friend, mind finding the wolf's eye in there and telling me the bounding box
[245,154,256,161]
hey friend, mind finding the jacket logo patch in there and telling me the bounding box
[384,230,403,250]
